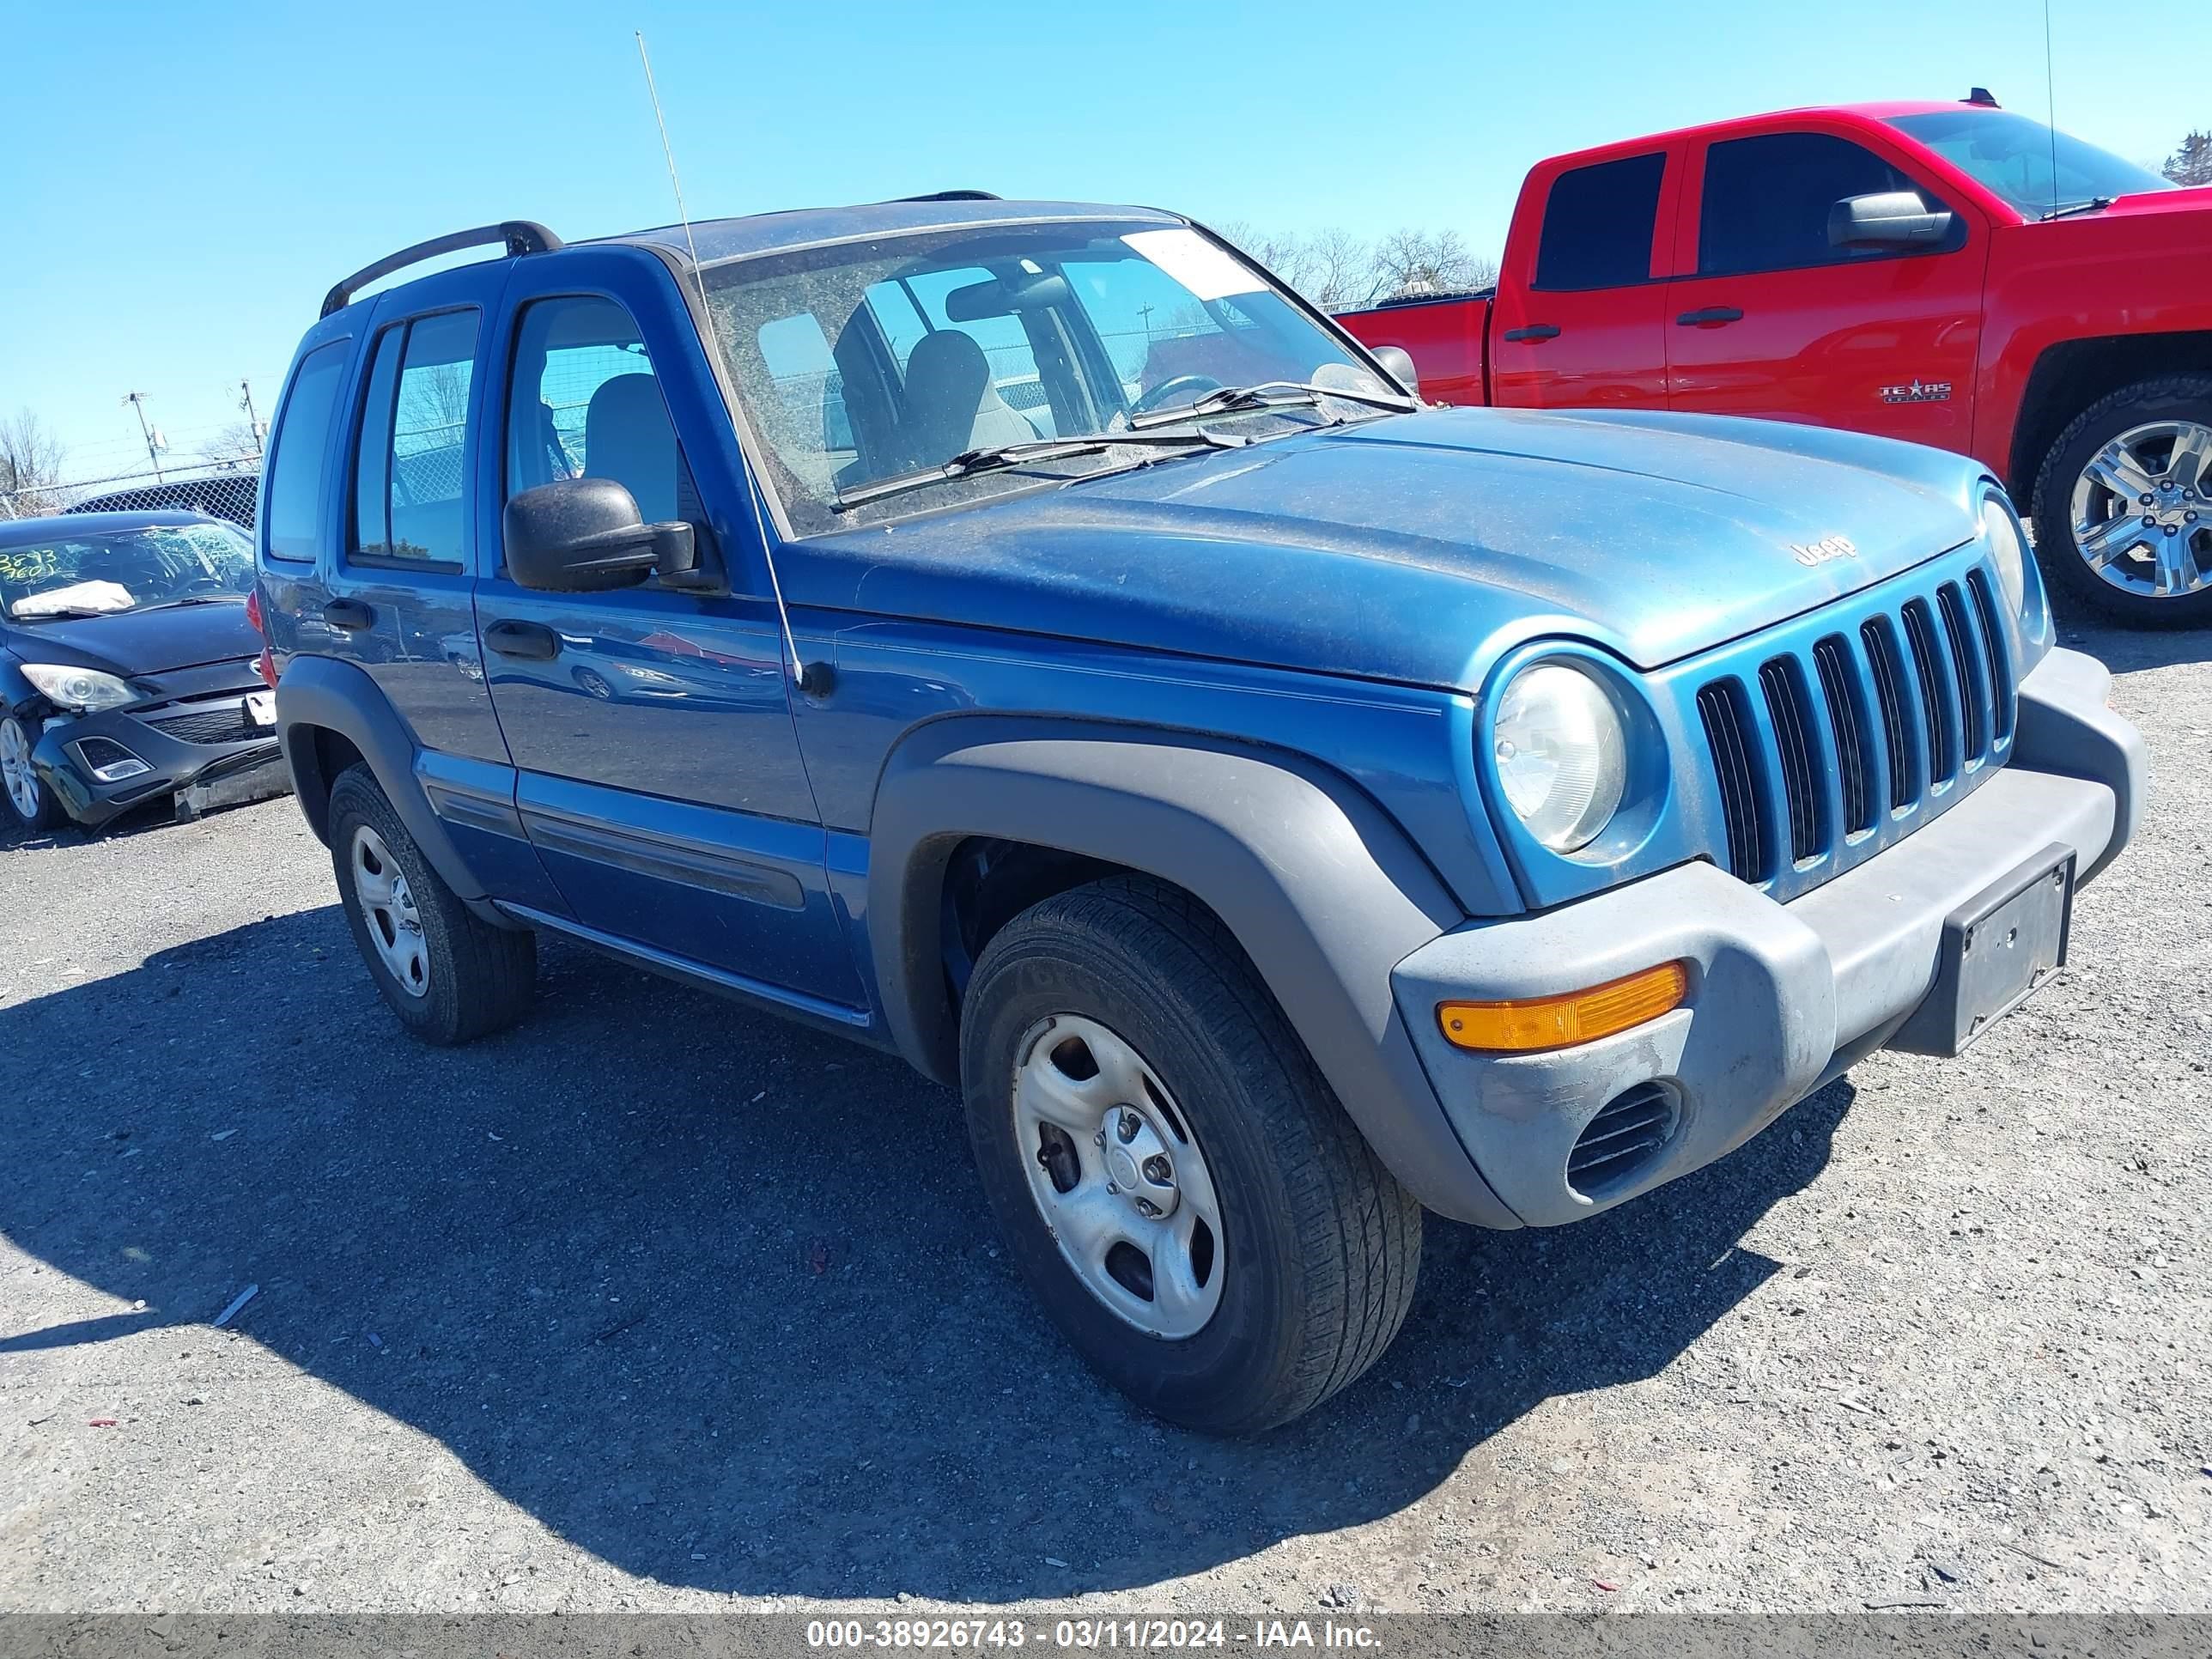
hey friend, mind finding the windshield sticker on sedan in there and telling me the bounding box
[1121,228,1267,301]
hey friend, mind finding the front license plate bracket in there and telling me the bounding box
[1891,843,2075,1058]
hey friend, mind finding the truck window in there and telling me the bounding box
[1698,132,1948,276]
[349,310,479,567]
[1534,153,1667,291]
[263,342,349,563]
[504,294,702,532]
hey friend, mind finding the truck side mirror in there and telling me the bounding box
[502,477,696,593]
[1828,191,1955,250]
[1370,345,1421,400]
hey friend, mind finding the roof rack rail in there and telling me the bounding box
[893,190,1001,203]
[320,221,562,319]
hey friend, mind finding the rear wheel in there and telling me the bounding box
[0,713,63,833]
[2032,375,2212,626]
[959,875,1421,1433]
[326,764,536,1043]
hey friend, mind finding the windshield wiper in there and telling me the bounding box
[2040,196,2114,221]
[830,430,1241,512]
[138,594,239,611]
[1127,380,1418,431]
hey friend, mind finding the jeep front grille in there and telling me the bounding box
[1694,575,2014,891]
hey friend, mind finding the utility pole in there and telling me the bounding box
[237,379,265,456]
[122,391,167,482]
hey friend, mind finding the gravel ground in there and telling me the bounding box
[1,617,2206,1619]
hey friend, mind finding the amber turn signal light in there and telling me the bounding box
[1437,961,1690,1054]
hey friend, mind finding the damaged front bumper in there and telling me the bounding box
[33,686,289,829]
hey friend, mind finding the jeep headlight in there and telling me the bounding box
[1981,492,2028,613]
[1492,662,1626,854]
[21,664,137,714]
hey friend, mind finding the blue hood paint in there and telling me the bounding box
[792,406,1990,686]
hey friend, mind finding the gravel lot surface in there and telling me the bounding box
[2,617,2206,1619]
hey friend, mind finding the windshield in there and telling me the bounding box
[0,521,254,620]
[1887,109,2175,216]
[701,219,1395,532]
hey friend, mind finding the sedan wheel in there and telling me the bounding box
[0,714,59,830]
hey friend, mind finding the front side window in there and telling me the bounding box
[351,310,479,566]
[264,342,349,562]
[0,521,254,620]
[1886,108,2174,216]
[1698,133,1951,276]
[1534,153,1668,291]
[702,220,1395,533]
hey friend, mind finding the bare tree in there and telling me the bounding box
[0,409,69,519]
[1214,222,1498,312]
[1364,228,1498,305]
[200,421,264,466]
[2164,131,2212,187]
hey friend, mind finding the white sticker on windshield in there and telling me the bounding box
[1121,228,1267,301]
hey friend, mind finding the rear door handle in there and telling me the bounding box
[321,598,374,631]
[1503,324,1561,343]
[1675,307,1745,326]
[482,619,562,661]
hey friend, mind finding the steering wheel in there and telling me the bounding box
[1127,374,1226,419]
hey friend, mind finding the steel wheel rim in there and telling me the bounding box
[2069,418,2212,599]
[1012,1012,1225,1340]
[349,824,430,997]
[1,719,40,821]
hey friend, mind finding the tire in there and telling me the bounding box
[326,763,536,1044]
[959,874,1422,1433]
[1,711,64,833]
[2031,374,2212,627]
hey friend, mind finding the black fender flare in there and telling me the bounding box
[866,716,1519,1228]
[275,654,489,904]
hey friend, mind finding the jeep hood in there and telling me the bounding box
[793,406,1990,688]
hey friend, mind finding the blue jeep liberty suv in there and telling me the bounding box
[257,199,2147,1431]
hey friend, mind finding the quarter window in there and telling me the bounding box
[263,342,349,562]
[1534,153,1668,291]
[1698,132,1949,276]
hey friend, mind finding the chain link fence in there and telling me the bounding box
[0,463,259,530]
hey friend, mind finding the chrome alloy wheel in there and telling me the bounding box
[1,717,40,821]
[2070,419,2212,599]
[1012,1013,1225,1339]
[350,823,429,998]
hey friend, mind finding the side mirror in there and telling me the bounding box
[1828,191,1955,250]
[502,477,697,593]
[1370,344,1421,400]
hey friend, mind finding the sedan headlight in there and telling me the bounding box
[1492,662,1627,853]
[1982,493,2028,613]
[21,663,137,714]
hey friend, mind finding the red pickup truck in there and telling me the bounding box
[1337,97,2212,624]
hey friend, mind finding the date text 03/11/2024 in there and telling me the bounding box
[804,1617,1384,1649]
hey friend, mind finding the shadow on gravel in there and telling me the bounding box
[0,908,1850,1602]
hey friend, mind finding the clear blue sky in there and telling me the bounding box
[6,0,2203,483]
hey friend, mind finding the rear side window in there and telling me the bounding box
[263,343,349,562]
[350,310,478,567]
[1534,153,1668,291]
[1698,132,1946,276]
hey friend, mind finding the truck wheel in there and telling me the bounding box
[1,712,64,833]
[958,875,1421,1433]
[2032,374,2212,626]
[326,763,536,1044]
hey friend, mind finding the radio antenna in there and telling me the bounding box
[2042,0,2060,218]
[634,30,820,696]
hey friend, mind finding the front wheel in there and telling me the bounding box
[2032,375,2212,626]
[1,713,64,833]
[959,876,1421,1434]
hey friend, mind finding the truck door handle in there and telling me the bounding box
[1503,325,1561,343]
[321,599,374,631]
[1675,307,1745,326]
[482,619,561,661]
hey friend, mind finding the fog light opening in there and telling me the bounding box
[72,737,152,785]
[1437,960,1689,1054]
[1567,1081,1680,1200]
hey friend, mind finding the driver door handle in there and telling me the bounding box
[482,619,561,661]
[321,598,374,631]
[1675,307,1745,326]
